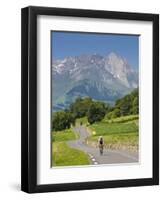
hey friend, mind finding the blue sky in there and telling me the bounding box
[52,31,139,69]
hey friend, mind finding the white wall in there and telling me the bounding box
[0,0,162,199]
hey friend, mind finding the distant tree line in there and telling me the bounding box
[105,88,139,120]
[52,97,110,131]
[52,88,139,131]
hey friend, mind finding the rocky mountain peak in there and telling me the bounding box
[52,52,138,111]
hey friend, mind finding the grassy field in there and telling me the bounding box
[52,128,90,166]
[90,121,138,135]
[52,142,90,166]
[87,115,139,151]
[103,114,138,124]
[52,128,79,142]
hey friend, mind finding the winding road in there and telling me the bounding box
[68,126,139,165]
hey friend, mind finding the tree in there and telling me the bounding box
[87,102,106,124]
[131,96,139,114]
[106,88,139,118]
[66,112,76,126]
[114,89,139,116]
[105,111,113,120]
[69,97,93,118]
[112,108,121,118]
[52,111,75,131]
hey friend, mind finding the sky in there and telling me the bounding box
[51,31,139,69]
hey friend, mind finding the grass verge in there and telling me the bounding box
[52,128,79,142]
[52,142,90,166]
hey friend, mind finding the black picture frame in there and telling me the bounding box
[21,6,159,193]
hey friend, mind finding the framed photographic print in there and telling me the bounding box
[21,6,159,193]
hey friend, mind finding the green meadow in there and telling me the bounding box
[52,128,90,166]
[87,115,139,151]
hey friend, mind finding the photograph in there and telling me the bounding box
[21,6,159,193]
[51,31,139,167]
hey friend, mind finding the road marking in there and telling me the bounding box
[88,154,98,165]
[89,154,93,158]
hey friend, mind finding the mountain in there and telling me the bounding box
[52,52,138,111]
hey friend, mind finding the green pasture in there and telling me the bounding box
[52,128,90,166]
[52,128,79,142]
[87,115,139,149]
[52,142,90,166]
[90,121,138,136]
[103,114,139,124]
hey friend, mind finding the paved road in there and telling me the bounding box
[68,126,139,165]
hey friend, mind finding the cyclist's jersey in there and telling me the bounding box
[100,139,103,145]
[99,138,104,146]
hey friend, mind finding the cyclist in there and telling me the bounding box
[98,136,104,155]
